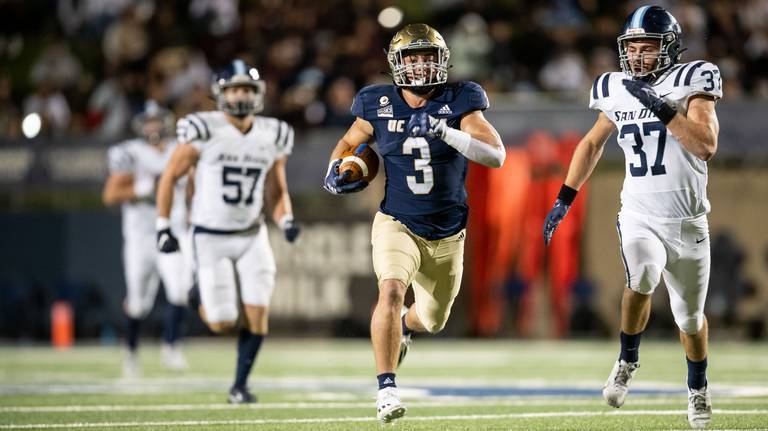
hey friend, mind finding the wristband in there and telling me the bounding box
[278,214,294,230]
[156,217,171,230]
[557,184,578,205]
[655,102,677,125]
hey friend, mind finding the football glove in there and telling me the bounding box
[542,199,571,246]
[543,184,578,246]
[622,79,676,124]
[280,216,301,243]
[407,112,447,139]
[156,218,179,253]
[323,159,368,195]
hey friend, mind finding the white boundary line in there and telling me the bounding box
[2,397,767,413]
[1,409,767,429]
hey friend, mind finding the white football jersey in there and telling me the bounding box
[590,60,722,218]
[177,111,294,231]
[107,138,188,239]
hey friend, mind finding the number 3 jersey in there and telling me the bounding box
[351,82,489,240]
[590,61,722,218]
[177,112,293,231]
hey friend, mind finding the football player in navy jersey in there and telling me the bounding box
[323,23,505,422]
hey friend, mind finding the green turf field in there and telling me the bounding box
[1,339,766,430]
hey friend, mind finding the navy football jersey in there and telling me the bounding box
[351,82,489,239]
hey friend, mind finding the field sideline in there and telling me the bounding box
[1,339,767,430]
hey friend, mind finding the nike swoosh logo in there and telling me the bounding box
[695,237,707,244]
[660,92,672,98]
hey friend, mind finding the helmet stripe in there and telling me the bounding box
[234,59,245,75]
[631,5,650,29]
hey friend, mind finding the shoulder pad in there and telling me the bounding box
[458,81,489,111]
[107,142,135,173]
[273,118,294,157]
[176,112,212,143]
[671,61,722,100]
[351,84,394,120]
[589,72,615,111]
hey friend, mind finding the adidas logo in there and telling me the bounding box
[458,231,465,241]
[382,377,394,385]
[437,104,452,115]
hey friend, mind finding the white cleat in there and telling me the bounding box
[161,343,188,372]
[397,306,412,368]
[602,359,640,408]
[687,385,712,429]
[122,350,141,378]
[376,387,407,423]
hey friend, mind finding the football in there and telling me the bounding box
[339,143,379,183]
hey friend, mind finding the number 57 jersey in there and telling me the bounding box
[590,61,722,218]
[177,112,293,230]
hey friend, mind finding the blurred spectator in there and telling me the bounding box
[0,75,22,139]
[0,0,767,140]
[23,82,71,138]
[449,13,493,82]
[102,5,151,68]
[322,77,356,127]
[86,64,144,139]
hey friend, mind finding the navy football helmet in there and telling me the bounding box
[211,59,266,117]
[617,5,682,80]
[131,99,173,141]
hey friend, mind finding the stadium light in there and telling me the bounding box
[22,112,42,139]
[378,6,404,29]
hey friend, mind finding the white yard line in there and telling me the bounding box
[1,397,766,413]
[1,409,766,429]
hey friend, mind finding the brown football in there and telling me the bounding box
[339,143,379,183]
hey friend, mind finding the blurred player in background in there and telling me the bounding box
[324,24,505,422]
[156,59,300,404]
[102,100,193,377]
[543,6,721,428]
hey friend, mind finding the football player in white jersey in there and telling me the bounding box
[155,59,300,404]
[542,6,721,429]
[102,101,193,376]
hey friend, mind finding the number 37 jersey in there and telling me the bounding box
[590,61,722,218]
[177,111,293,230]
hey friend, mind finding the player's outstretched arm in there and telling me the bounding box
[265,157,300,243]
[665,95,719,161]
[543,112,615,246]
[156,143,198,253]
[324,118,374,195]
[102,173,152,206]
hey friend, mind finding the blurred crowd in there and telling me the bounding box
[1,0,767,140]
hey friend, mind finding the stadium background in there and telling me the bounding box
[0,0,767,346]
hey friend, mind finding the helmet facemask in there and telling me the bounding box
[389,46,449,90]
[387,24,450,92]
[212,75,266,118]
[618,32,681,80]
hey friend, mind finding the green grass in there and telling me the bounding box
[1,339,767,430]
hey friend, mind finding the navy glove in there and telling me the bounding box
[543,200,571,246]
[281,218,301,243]
[622,79,676,124]
[543,184,578,246]
[407,112,446,139]
[323,159,368,194]
[157,227,180,253]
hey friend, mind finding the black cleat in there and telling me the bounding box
[228,386,257,404]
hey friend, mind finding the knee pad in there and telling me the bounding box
[633,263,663,295]
[676,313,704,335]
